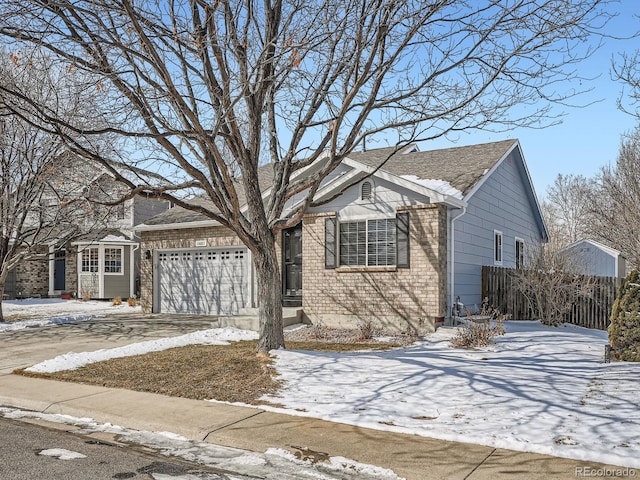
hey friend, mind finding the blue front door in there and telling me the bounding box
[54,250,66,291]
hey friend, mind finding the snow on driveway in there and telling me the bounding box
[1,298,140,332]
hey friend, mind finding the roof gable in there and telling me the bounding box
[563,239,623,259]
[347,139,517,196]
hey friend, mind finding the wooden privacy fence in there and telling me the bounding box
[482,266,622,331]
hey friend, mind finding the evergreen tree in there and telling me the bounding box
[609,270,640,361]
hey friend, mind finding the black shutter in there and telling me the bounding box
[325,217,337,269]
[396,212,410,268]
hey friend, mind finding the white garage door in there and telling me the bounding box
[157,248,249,315]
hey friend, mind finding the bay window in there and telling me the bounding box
[81,247,99,273]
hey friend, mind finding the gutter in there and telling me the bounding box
[134,219,222,232]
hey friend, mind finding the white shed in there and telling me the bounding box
[562,239,626,278]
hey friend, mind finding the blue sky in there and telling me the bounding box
[416,1,640,200]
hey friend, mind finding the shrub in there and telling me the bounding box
[608,270,640,361]
[451,305,507,348]
[127,297,137,307]
[80,287,93,302]
[112,296,123,306]
[357,319,376,340]
[513,242,595,327]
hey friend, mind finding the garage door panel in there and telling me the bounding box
[157,248,248,315]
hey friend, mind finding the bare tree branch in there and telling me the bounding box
[0,0,613,349]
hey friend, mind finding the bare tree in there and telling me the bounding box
[614,48,640,117]
[0,52,122,321]
[513,242,595,326]
[590,128,640,269]
[0,0,612,351]
[542,174,594,248]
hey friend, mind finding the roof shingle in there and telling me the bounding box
[140,139,517,227]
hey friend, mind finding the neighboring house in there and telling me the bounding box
[6,162,169,300]
[561,239,627,278]
[136,139,548,331]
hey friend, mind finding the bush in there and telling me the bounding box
[80,287,93,302]
[127,297,137,307]
[357,319,376,340]
[452,305,507,348]
[112,296,123,306]
[513,242,595,327]
[608,270,640,361]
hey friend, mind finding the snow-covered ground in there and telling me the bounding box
[264,322,640,469]
[0,298,141,332]
[14,319,640,469]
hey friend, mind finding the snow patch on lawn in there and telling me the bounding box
[26,327,258,373]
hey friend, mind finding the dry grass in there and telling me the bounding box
[2,315,31,322]
[17,335,400,404]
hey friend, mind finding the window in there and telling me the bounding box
[494,230,503,264]
[104,247,123,274]
[515,238,525,269]
[81,247,99,273]
[338,218,396,267]
[339,221,366,266]
[115,203,125,220]
[325,213,409,269]
[367,219,397,266]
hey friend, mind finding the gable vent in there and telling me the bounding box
[361,181,373,201]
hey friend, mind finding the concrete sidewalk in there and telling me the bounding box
[0,374,631,480]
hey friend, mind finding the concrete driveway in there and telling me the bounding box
[0,313,218,374]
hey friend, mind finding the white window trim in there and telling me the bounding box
[494,230,503,265]
[515,237,525,269]
[80,246,100,274]
[104,246,125,276]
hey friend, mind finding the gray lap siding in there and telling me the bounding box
[453,151,542,308]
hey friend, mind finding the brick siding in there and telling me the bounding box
[301,204,447,333]
[14,246,49,297]
[65,246,78,295]
[141,206,446,331]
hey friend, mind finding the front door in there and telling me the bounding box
[54,250,66,291]
[282,224,302,307]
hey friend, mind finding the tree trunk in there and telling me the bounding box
[0,278,5,322]
[254,237,285,353]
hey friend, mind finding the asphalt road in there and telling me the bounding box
[0,416,248,480]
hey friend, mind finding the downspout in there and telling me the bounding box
[449,206,466,321]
